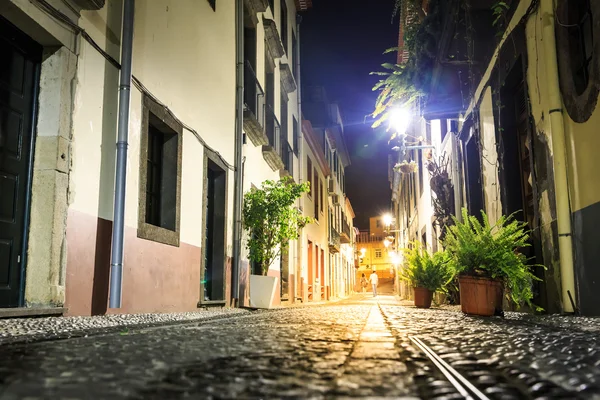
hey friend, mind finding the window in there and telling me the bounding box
[333,152,338,173]
[206,0,216,11]
[556,0,599,122]
[292,32,298,77]
[138,95,182,246]
[307,157,313,197]
[376,219,381,228]
[280,94,288,163]
[320,179,324,213]
[418,141,424,198]
[313,168,319,218]
[292,116,299,155]
[375,249,382,258]
[280,0,288,54]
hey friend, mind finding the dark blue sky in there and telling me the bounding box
[301,0,399,229]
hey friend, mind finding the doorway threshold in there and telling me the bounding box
[0,307,66,319]
[197,300,227,308]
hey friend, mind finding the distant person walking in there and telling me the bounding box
[360,273,368,293]
[369,270,379,297]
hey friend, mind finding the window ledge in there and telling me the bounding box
[138,222,180,247]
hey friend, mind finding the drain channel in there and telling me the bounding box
[409,335,490,400]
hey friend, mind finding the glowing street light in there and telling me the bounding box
[383,239,391,248]
[389,107,411,135]
[382,213,393,227]
[360,248,367,256]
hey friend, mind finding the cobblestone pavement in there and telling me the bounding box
[0,308,249,346]
[0,295,598,399]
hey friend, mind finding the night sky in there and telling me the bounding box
[301,0,398,230]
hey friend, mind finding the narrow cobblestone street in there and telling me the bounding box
[1,295,599,399]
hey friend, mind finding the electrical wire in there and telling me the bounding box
[31,0,235,171]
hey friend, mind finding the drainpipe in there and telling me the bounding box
[295,14,304,303]
[540,0,576,313]
[109,0,135,309]
[231,0,245,305]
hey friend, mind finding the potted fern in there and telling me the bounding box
[399,243,452,308]
[443,208,540,316]
[243,177,311,309]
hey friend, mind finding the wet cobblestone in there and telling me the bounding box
[0,295,598,399]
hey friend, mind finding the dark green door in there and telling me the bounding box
[0,17,41,307]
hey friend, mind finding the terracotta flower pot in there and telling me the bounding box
[414,287,434,308]
[458,275,503,316]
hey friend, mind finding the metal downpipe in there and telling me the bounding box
[540,0,576,313]
[295,14,304,303]
[109,0,135,309]
[231,0,245,305]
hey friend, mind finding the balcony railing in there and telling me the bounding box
[244,61,265,125]
[265,105,280,153]
[281,142,294,176]
[341,219,351,243]
[357,231,384,243]
[243,61,268,146]
[329,226,341,253]
[262,105,284,171]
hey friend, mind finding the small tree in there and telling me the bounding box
[243,177,311,276]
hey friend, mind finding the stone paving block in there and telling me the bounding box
[0,295,598,398]
[351,341,400,360]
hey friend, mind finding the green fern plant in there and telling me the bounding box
[443,208,542,308]
[399,242,452,292]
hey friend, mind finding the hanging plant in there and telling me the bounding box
[394,160,418,174]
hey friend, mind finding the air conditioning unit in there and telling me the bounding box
[332,194,340,205]
[328,178,335,195]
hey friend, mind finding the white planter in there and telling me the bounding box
[249,275,278,309]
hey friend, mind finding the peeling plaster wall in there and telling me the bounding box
[479,87,503,226]
[0,0,81,308]
[465,0,579,313]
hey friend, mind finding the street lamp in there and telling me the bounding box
[383,213,393,227]
[389,108,411,136]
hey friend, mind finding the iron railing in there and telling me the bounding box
[265,104,281,156]
[329,226,341,247]
[342,219,351,239]
[357,231,384,243]
[244,61,265,127]
[282,142,294,175]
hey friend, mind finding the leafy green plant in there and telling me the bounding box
[443,208,542,308]
[370,0,442,130]
[243,177,311,276]
[491,1,509,28]
[370,61,423,129]
[399,242,452,292]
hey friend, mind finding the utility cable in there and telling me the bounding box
[31,0,234,171]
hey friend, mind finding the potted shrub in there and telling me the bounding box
[243,177,311,309]
[399,243,452,308]
[443,208,541,316]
